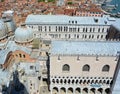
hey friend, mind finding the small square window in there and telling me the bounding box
[90,77,93,79]
[110,77,112,79]
[30,66,34,69]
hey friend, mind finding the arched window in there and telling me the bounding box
[97,35,99,39]
[90,28,92,32]
[23,54,25,58]
[92,35,94,38]
[62,64,70,72]
[93,28,95,32]
[89,35,91,39]
[86,28,87,32]
[101,35,103,39]
[102,65,110,72]
[98,28,100,32]
[102,28,104,32]
[78,28,80,32]
[83,28,85,32]
[82,64,90,71]
[19,54,22,58]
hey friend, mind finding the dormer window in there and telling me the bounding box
[69,21,70,23]
[94,18,98,23]
[104,21,107,24]
[75,21,77,24]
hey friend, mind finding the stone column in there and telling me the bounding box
[50,89,52,94]
[66,88,67,94]
[73,88,75,94]
[80,88,82,94]
[94,89,96,94]
[88,89,90,94]
[102,89,105,94]
[58,88,60,94]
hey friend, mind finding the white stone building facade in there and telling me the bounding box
[24,14,120,94]
[49,41,120,94]
[25,15,113,41]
